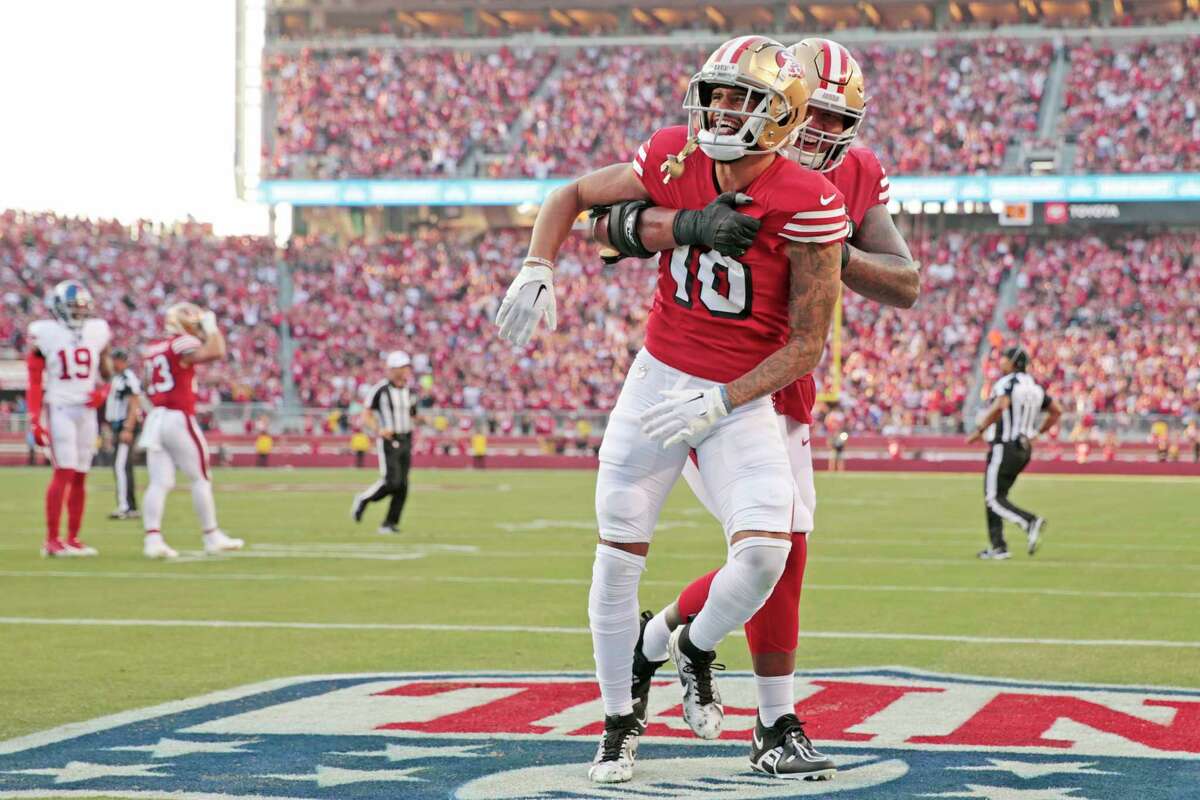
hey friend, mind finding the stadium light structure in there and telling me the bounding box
[236,0,267,203]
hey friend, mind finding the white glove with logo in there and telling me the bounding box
[495,261,557,347]
[640,385,731,448]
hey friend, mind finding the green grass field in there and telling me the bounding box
[2,465,1198,752]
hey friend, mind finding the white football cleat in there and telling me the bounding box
[588,712,640,784]
[668,624,725,740]
[62,540,99,557]
[203,530,244,555]
[143,535,178,560]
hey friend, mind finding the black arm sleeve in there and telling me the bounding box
[590,200,656,263]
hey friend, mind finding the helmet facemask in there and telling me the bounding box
[686,78,801,162]
[793,101,864,172]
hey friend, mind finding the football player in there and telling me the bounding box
[138,302,243,559]
[25,280,113,557]
[597,38,920,779]
[495,36,846,784]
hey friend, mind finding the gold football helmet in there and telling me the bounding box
[164,302,205,337]
[788,38,867,172]
[682,36,812,163]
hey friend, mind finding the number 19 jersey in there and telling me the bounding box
[143,334,202,415]
[28,318,112,406]
[631,126,849,383]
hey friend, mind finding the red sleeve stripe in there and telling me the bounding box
[790,207,847,221]
[172,336,202,354]
[632,160,644,176]
[879,190,891,202]
[779,224,850,244]
[783,220,848,234]
[879,176,890,188]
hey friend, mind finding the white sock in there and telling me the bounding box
[588,544,645,717]
[641,609,672,663]
[191,479,218,532]
[144,532,165,545]
[142,450,173,533]
[756,673,795,727]
[688,537,791,652]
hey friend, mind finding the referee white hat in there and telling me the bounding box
[386,350,411,369]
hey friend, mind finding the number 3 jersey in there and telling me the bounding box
[143,334,203,415]
[631,125,849,383]
[27,318,112,406]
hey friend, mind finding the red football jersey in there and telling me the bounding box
[143,334,202,415]
[632,126,848,383]
[773,146,892,424]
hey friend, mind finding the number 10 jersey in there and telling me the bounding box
[631,125,849,383]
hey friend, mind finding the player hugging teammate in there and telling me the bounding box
[495,35,918,785]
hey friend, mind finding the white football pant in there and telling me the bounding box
[46,403,98,473]
[140,408,218,534]
[682,417,816,533]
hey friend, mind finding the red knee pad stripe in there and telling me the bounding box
[745,532,808,654]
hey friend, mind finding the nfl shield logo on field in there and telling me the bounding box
[1,667,1198,799]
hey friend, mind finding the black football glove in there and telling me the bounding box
[672,192,762,259]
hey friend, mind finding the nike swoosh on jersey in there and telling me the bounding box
[801,439,811,446]
[819,194,836,205]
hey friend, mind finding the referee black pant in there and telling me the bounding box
[356,433,412,527]
[984,437,1037,550]
[112,422,137,513]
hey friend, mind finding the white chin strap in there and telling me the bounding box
[697,129,749,161]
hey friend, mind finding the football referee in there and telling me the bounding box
[351,351,417,534]
[966,346,1062,560]
[105,349,143,519]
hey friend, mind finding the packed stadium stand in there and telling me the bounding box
[262,34,1199,179]
[3,210,1196,440]
[0,211,283,404]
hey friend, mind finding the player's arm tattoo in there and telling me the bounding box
[841,204,920,309]
[528,164,649,264]
[725,241,841,409]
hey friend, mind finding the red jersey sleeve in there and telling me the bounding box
[856,147,890,208]
[630,126,692,208]
[761,170,850,246]
[171,335,203,355]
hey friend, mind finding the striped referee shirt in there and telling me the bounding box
[105,368,142,424]
[986,372,1050,444]
[367,380,416,435]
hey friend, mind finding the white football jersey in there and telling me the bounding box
[28,318,112,406]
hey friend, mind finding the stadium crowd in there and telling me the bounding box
[1002,232,1199,419]
[0,211,283,405]
[264,47,557,179]
[266,37,1061,179]
[3,212,1196,434]
[1062,38,1200,173]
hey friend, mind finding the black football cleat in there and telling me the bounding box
[631,610,667,728]
[749,713,837,780]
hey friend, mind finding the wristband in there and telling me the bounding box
[718,385,732,414]
[522,256,554,270]
[840,241,851,270]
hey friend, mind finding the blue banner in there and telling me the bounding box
[257,173,1200,206]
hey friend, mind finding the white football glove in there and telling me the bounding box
[495,263,556,347]
[199,310,219,336]
[640,385,731,448]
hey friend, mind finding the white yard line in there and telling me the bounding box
[1,615,1198,649]
[3,570,1199,600]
